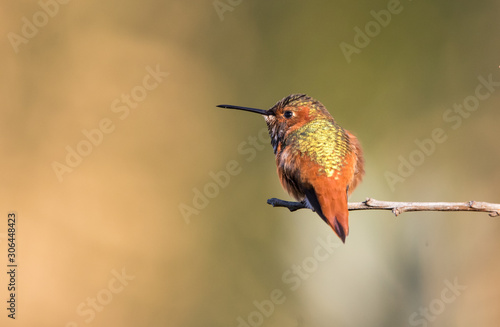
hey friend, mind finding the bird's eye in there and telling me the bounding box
[284,110,293,119]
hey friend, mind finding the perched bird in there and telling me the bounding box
[217,94,364,242]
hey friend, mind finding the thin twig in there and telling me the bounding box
[267,197,500,217]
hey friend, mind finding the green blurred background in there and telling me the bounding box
[1,0,500,326]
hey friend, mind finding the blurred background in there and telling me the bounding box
[1,0,500,326]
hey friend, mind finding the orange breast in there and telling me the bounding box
[274,127,363,243]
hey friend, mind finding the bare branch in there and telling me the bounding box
[267,197,500,217]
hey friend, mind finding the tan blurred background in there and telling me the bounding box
[1,0,500,326]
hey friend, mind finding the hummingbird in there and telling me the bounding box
[217,94,364,243]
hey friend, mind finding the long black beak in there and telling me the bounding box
[216,104,273,116]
